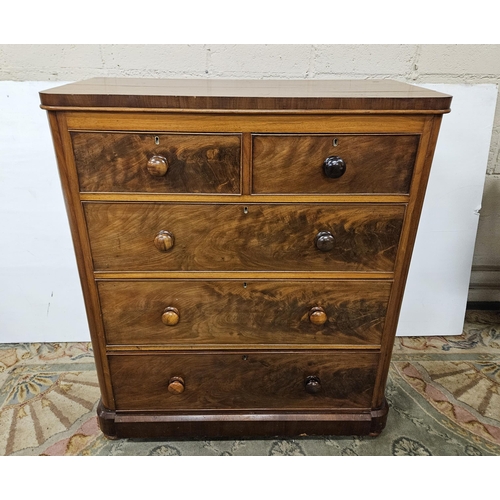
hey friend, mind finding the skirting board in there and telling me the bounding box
[467,302,500,310]
[468,264,500,303]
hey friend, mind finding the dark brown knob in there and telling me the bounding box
[315,231,334,252]
[305,375,321,394]
[168,376,185,394]
[154,230,175,252]
[147,155,169,177]
[309,306,327,326]
[161,307,180,326]
[323,156,346,179]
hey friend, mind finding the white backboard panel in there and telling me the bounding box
[397,83,498,336]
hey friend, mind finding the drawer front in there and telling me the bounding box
[72,132,241,193]
[252,134,419,194]
[85,203,404,272]
[98,280,391,346]
[109,352,379,410]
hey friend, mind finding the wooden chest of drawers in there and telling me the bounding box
[40,78,451,439]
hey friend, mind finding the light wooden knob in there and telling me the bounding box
[168,376,185,394]
[309,306,327,326]
[147,155,168,177]
[154,230,175,252]
[162,307,180,326]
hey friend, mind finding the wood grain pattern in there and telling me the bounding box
[252,134,419,194]
[65,112,429,135]
[40,78,452,111]
[372,115,445,408]
[84,203,405,272]
[72,132,241,193]
[47,113,116,410]
[108,351,379,411]
[98,280,391,346]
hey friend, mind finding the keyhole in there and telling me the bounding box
[333,138,339,147]
[155,136,160,145]
[243,282,247,288]
[243,206,248,214]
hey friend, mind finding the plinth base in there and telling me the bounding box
[97,399,388,439]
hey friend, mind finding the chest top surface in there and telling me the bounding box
[39,77,452,112]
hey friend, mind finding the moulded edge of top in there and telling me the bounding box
[39,78,452,112]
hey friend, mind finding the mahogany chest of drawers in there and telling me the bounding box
[40,78,451,439]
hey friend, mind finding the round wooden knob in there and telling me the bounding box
[323,156,346,179]
[168,376,185,394]
[305,375,322,394]
[162,307,180,326]
[309,306,327,326]
[154,230,175,252]
[315,231,334,252]
[147,155,169,177]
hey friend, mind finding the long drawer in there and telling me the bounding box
[98,280,391,346]
[71,132,242,194]
[85,203,405,272]
[252,134,419,194]
[108,351,379,411]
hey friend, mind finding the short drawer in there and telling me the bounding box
[85,202,405,272]
[98,280,391,346]
[108,351,379,411]
[252,134,419,194]
[71,132,241,193]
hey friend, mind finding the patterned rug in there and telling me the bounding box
[1,309,499,456]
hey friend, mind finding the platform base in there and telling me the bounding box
[97,400,388,439]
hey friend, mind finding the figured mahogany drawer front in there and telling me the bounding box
[98,280,391,347]
[85,202,404,272]
[109,351,379,411]
[71,132,241,193]
[252,134,419,194]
